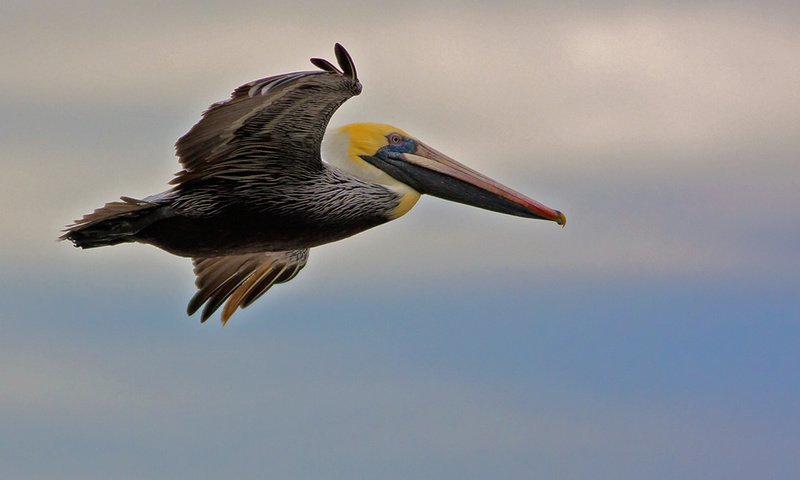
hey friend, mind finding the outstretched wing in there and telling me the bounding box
[188,250,309,324]
[172,43,361,186]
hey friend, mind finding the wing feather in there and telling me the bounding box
[334,42,358,80]
[171,44,362,186]
[188,250,309,324]
[309,57,341,74]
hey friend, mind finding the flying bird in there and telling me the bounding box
[61,44,566,324]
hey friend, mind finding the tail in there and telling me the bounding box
[60,196,159,249]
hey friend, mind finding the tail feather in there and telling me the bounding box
[60,197,158,248]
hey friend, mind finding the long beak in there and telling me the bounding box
[370,142,565,225]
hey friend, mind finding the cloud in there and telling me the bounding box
[4,3,797,159]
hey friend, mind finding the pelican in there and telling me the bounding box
[62,44,566,324]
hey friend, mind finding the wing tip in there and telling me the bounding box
[334,43,358,81]
[309,43,358,83]
[310,57,341,74]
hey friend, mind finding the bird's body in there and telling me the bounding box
[62,44,565,324]
[126,168,401,257]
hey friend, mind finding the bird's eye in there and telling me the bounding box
[387,133,403,145]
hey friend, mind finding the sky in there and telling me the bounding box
[1,1,799,479]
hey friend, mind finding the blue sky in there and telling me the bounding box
[1,1,798,479]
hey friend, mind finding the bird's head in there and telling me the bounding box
[322,122,566,225]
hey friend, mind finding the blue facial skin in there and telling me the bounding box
[378,135,417,159]
[362,135,425,192]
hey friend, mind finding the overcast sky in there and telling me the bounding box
[1,2,798,479]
